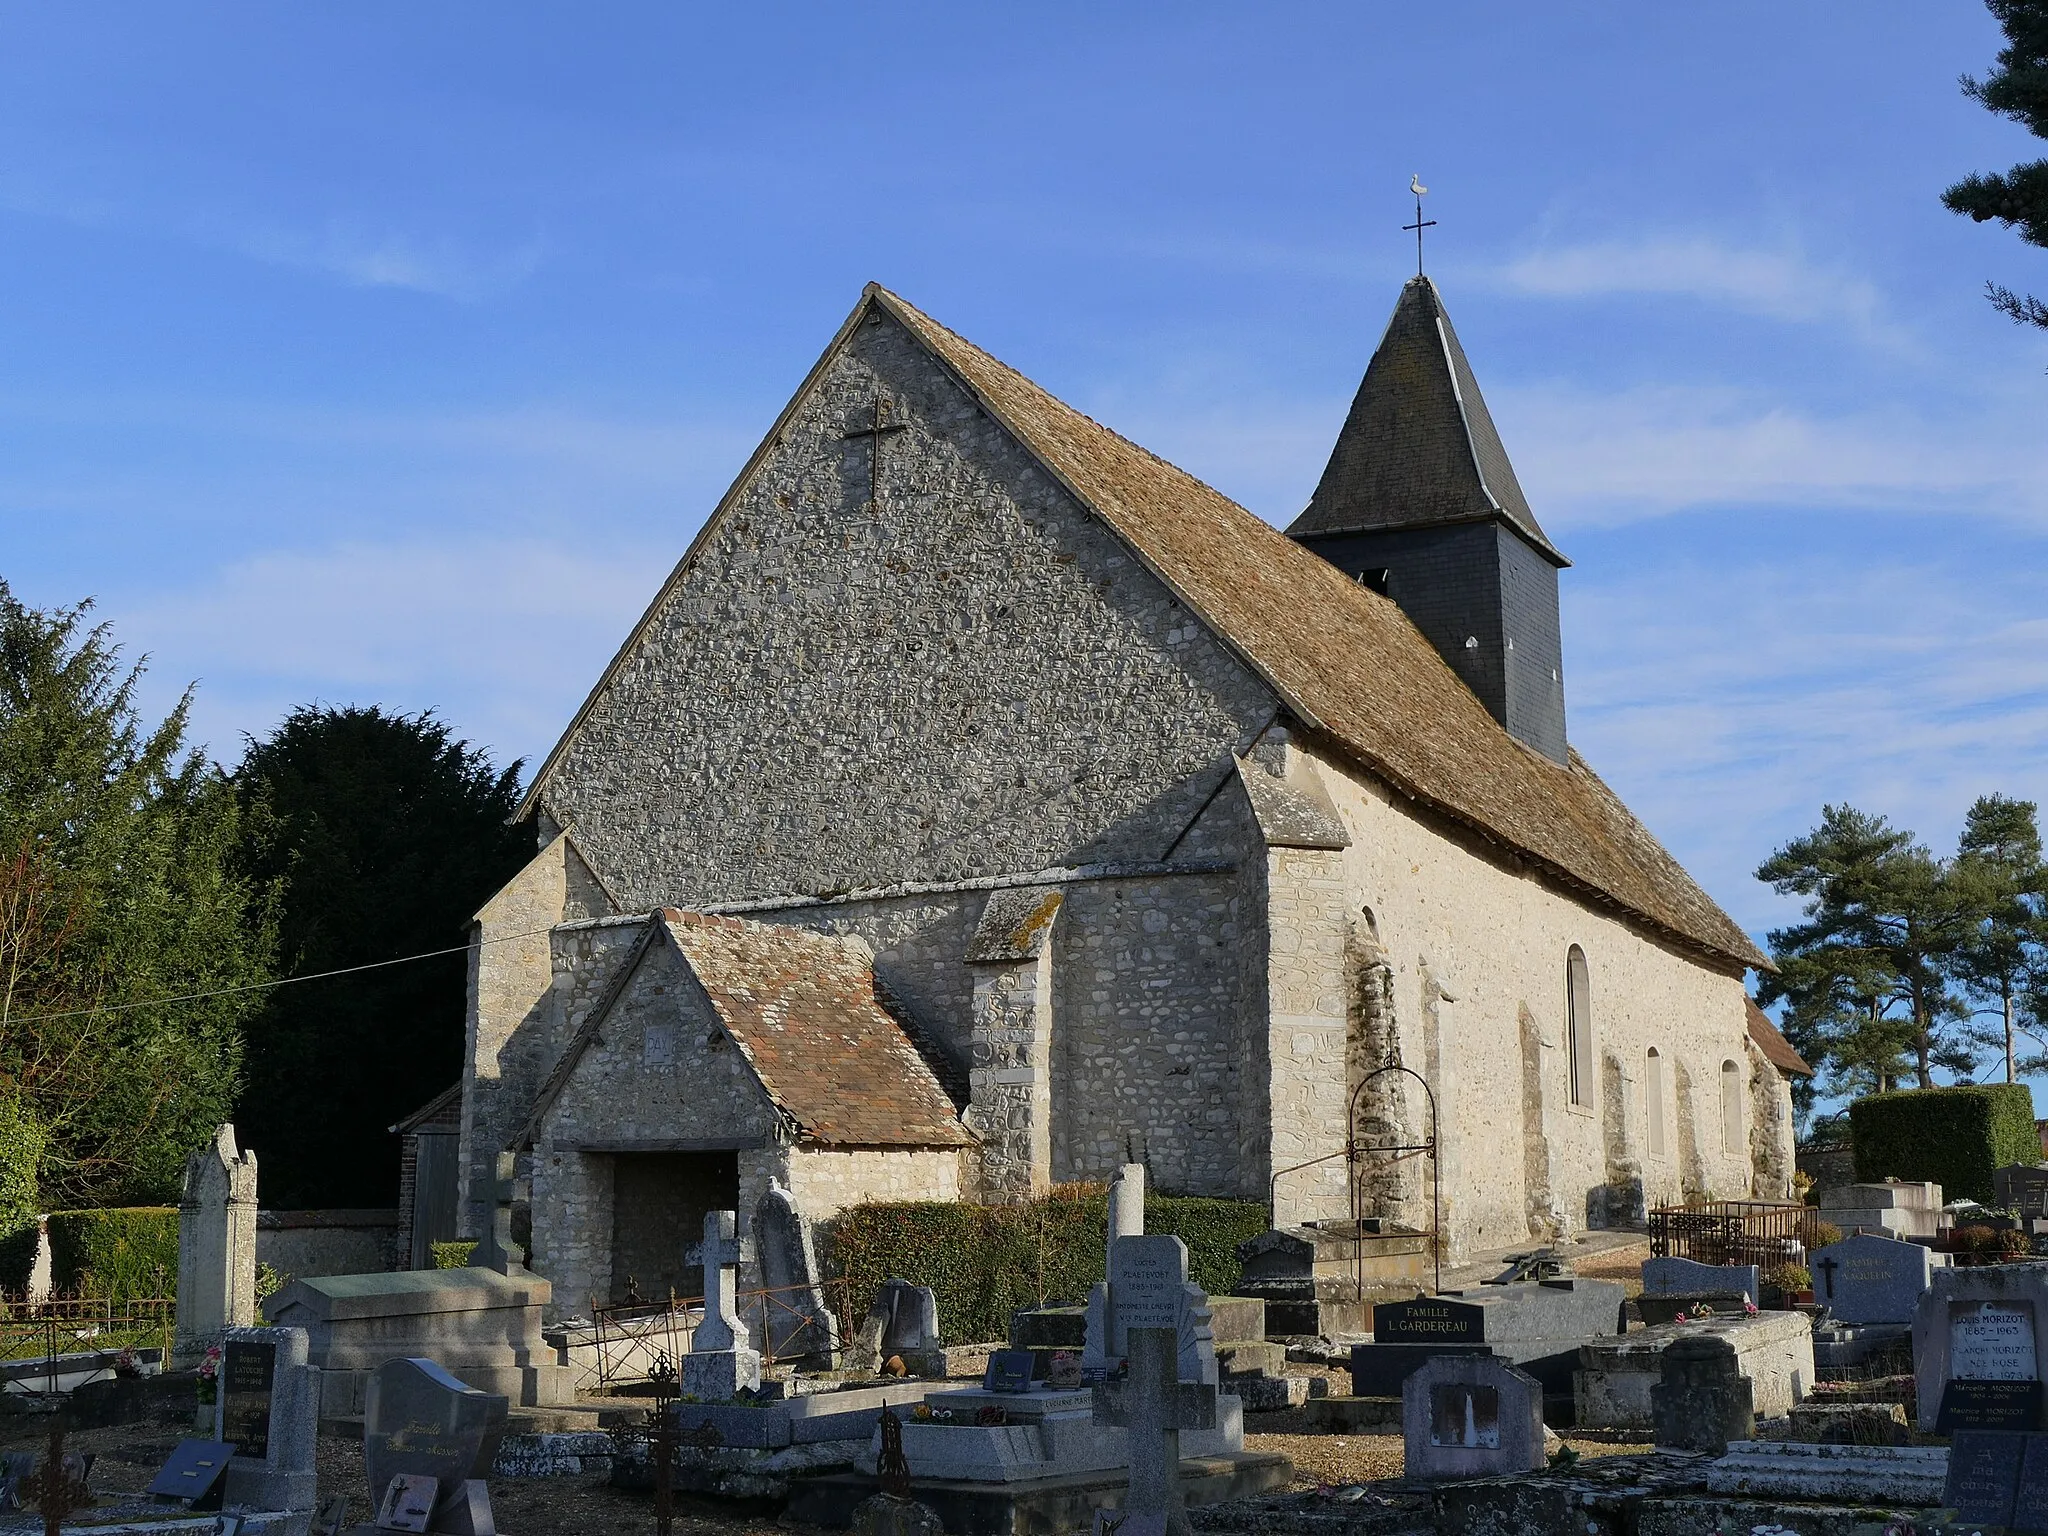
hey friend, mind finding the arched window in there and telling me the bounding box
[1566,946,1593,1107]
[1721,1060,1743,1153]
[1645,1047,1666,1156]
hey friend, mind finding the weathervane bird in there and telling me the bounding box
[1403,174,1436,277]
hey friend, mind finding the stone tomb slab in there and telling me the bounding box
[1641,1258,1761,1307]
[1574,1311,1813,1430]
[1402,1355,1545,1481]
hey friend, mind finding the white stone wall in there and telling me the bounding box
[785,1145,966,1221]
[1264,735,1763,1255]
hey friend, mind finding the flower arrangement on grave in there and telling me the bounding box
[113,1345,141,1379]
[1686,1301,1716,1320]
[196,1345,222,1405]
[1742,1298,1759,1315]
[911,1402,932,1421]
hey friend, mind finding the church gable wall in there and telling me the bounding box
[1272,739,1757,1255]
[534,307,1278,911]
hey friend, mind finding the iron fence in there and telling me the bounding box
[0,1295,175,1396]
[582,1279,850,1390]
[1647,1199,1828,1266]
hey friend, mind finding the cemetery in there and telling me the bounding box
[18,1107,2048,1536]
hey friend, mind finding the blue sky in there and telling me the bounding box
[4,5,2046,1004]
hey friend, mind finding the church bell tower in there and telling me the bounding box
[1287,277,1570,765]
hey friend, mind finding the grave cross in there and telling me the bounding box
[841,393,908,511]
[1814,1255,1839,1301]
[479,1150,525,1274]
[693,1210,754,1353]
[22,1416,91,1536]
[1093,1328,1214,1536]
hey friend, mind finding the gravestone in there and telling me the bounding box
[1081,1164,1147,1375]
[756,1179,837,1366]
[215,1325,319,1522]
[984,1351,1035,1394]
[1810,1232,1932,1325]
[174,1123,259,1362]
[1650,1334,1753,1455]
[1353,1279,1626,1411]
[1940,1378,2044,1431]
[873,1279,943,1376]
[683,1209,760,1400]
[362,1357,506,1535]
[145,1441,231,1510]
[1401,1355,1545,1480]
[2015,1433,2048,1531]
[1911,1264,2048,1430]
[1640,1257,1761,1307]
[1092,1327,1214,1536]
[1996,1164,2048,1221]
[1945,1429,2027,1527]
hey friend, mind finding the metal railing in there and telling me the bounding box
[1647,1199,1827,1265]
[0,1295,175,1396]
[582,1280,850,1390]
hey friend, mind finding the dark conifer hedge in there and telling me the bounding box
[1850,1084,2038,1204]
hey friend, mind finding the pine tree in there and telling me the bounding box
[1951,794,2047,1082]
[1943,0,2048,327]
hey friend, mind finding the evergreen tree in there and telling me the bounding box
[233,706,528,1208]
[0,581,274,1206]
[1943,0,2048,327]
[1757,805,1983,1094]
[1951,794,2047,1082]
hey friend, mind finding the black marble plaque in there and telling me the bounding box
[220,1340,276,1460]
[146,1439,230,1509]
[1373,1297,1485,1343]
[2013,1434,2048,1533]
[1940,1378,2045,1432]
[984,1350,1035,1393]
[1946,1429,2027,1526]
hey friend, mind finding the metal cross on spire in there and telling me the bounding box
[1404,174,1436,278]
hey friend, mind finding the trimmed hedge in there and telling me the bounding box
[822,1190,1269,1347]
[1850,1084,2037,1204]
[432,1240,478,1270]
[49,1207,179,1301]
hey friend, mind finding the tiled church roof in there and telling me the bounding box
[1288,276,1567,563]
[1746,1000,1814,1078]
[870,285,1767,972]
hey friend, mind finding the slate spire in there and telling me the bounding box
[1289,278,1571,764]
[1290,276,1566,567]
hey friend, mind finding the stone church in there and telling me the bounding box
[456,277,1805,1316]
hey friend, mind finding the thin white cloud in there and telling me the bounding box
[1497,237,1894,340]
[226,217,546,302]
[1493,382,2048,529]
[116,540,659,769]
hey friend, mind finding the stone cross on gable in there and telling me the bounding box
[693,1210,754,1354]
[1094,1328,1213,1536]
[478,1151,526,1275]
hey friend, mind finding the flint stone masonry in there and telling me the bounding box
[1575,1310,1813,1430]
[1913,1262,2048,1428]
[462,286,1799,1296]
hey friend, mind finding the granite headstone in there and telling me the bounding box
[1945,1429,2026,1527]
[1640,1257,1762,1308]
[362,1356,506,1533]
[215,1325,319,1521]
[1809,1233,1932,1325]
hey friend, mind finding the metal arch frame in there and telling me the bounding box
[1269,1064,1442,1296]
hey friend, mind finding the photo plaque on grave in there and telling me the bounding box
[1944,1429,2028,1527]
[1374,1297,1485,1343]
[1429,1384,1500,1449]
[219,1338,276,1459]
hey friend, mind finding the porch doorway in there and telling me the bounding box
[609,1150,738,1307]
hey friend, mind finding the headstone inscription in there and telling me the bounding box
[215,1325,318,1521]
[984,1351,1035,1393]
[362,1356,506,1536]
[1944,1429,2027,1528]
[1996,1164,2048,1221]
[1954,1300,2039,1379]
[1940,1379,2045,1432]
[1373,1297,1484,1343]
[2013,1434,2048,1532]
[220,1337,275,1458]
[1809,1233,1932,1325]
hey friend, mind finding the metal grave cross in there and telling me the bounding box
[1093,1327,1214,1536]
[841,393,908,510]
[694,1210,754,1353]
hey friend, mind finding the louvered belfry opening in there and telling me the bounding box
[1288,278,1571,766]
